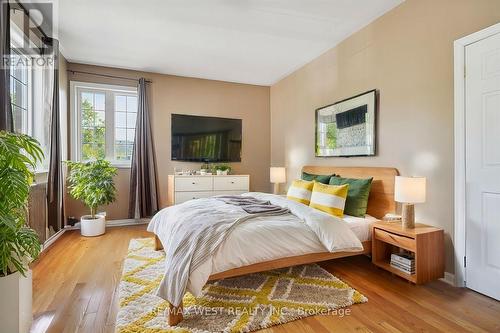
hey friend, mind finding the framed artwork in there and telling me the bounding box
[315,89,377,157]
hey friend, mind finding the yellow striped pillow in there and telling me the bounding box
[309,182,349,217]
[287,179,314,205]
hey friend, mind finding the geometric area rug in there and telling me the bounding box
[116,238,367,333]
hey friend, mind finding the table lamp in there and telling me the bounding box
[270,167,286,194]
[395,176,426,228]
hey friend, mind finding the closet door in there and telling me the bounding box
[465,31,500,301]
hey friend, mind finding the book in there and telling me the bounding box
[391,253,415,266]
[390,260,415,270]
[391,259,415,269]
[391,261,415,274]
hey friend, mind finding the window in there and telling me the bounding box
[9,22,50,172]
[72,82,138,166]
[10,49,30,134]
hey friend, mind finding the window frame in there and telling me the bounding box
[10,23,51,174]
[70,81,138,168]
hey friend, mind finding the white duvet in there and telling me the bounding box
[147,192,364,301]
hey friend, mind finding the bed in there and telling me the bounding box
[149,166,398,325]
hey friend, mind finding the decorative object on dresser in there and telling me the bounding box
[167,174,250,205]
[214,164,232,175]
[394,176,426,228]
[315,90,377,157]
[270,166,286,194]
[371,221,444,284]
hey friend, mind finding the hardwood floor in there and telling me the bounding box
[31,225,500,333]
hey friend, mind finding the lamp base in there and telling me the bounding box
[401,203,415,229]
[273,183,280,195]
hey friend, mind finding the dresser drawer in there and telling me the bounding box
[374,228,416,251]
[213,176,249,191]
[175,191,214,204]
[175,177,213,192]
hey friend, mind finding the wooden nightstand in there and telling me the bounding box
[371,221,444,284]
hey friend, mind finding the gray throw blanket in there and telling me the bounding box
[216,195,290,214]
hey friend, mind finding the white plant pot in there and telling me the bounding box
[0,270,32,333]
[217,170,229,175]
[80,214,106,237]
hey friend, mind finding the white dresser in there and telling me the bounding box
[167,174,250,205]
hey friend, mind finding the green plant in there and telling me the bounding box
[66,159,117,219]
[0,131,43,277]
[214,164,231,172]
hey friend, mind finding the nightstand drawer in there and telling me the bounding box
[374,228,415,251]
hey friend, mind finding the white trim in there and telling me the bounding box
[454,22,500,288]
[42,229,65,252]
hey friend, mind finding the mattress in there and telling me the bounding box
[187,210,377,295]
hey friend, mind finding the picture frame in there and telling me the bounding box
[315,89,377,157]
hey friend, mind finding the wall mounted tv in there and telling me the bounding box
[171,114,242,162]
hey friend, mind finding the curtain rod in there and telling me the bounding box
[68,70,152,83]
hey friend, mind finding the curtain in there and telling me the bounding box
[0,0,13,131]
[44,37,63,234]
[128,78,159,219]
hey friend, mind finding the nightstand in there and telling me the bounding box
[371,221,444,284]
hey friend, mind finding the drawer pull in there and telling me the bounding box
[192,182,196,185]
[230,181,235,184]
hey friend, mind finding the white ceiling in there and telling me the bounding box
[56,0,404,85]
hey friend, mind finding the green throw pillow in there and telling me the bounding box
[301,172,334,184]
[329,176,373,217]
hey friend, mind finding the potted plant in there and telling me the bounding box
[66,159,117,237]
[214,164,231,175]
[0,131,43,333]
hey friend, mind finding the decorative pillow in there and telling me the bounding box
[301,172,335,184]
[329,176,373,217]
[309,182,349,217]
[287,179,314,205]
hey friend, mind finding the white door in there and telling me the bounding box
[465,31,500,301]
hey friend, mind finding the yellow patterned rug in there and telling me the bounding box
[116,238,367,333]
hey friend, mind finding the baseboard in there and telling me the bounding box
[440,272,455,286]
[107,218,150,227]
[43,229,66,251]
[65,218,150,230]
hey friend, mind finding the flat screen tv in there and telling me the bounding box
[171,114,242,162]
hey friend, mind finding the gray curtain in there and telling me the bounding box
[0,0,13,131]
[45,37,63,232]
[128,78,159,218]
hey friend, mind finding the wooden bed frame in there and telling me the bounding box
[154,166,399,325]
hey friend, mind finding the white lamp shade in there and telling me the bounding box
[270,167,286,184]
[395,176,426,203]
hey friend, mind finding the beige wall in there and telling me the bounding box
[65,63,270,220]
[270,0,500,274]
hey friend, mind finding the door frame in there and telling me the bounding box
[454,22,500,288]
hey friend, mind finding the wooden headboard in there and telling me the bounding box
[302,166,399,219]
